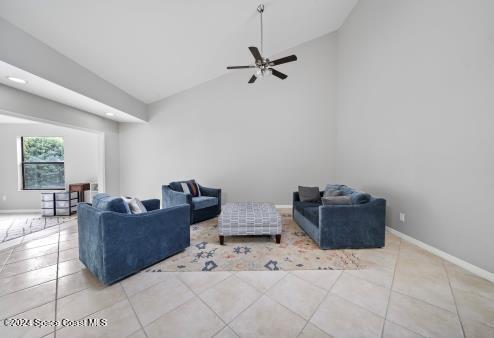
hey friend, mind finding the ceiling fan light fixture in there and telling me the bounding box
[226,3,298,84]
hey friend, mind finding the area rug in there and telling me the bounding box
[148,211,362,272]
[0,215,76,243]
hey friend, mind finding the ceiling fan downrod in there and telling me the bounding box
[258,4,264,55]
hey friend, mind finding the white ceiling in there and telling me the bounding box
[0,0,357,104]
[0,61,143,123]
[0,112,38,124]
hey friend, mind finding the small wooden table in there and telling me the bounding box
[69,183,90,202]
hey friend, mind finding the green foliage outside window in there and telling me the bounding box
[22,137,65,190]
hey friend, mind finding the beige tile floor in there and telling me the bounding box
[0,217,493,338]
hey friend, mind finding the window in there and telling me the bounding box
[21,137,65,190]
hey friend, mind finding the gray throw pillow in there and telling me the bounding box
[298,186,321,202]
[322,196,352,205]
[122,196,148,214]
[323,186,343,197]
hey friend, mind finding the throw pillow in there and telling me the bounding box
[350,192,371,204]
[322,196,352,205]
[298,186,321,202]
[127,197,148,214]
[179,180,201,197]
[323,184,343,197]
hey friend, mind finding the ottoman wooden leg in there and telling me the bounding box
[275,234,281,244]
[219,235,224,245]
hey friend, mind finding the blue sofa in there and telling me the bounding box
[293,187,386,249]
[162,181,221,224]
[78,193,190,284]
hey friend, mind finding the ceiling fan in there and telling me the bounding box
[226,4,298,83]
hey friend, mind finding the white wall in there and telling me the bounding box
[119,33,338,203]
[336,0,494,272]
[0,84,120,195]
[0,123,99,210]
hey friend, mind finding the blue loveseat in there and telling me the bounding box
[78,193,190,284]
[162,181,221,224]
[293,186,386,249]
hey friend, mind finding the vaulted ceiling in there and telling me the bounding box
[0,0,357,106]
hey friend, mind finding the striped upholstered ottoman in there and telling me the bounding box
[218,202,282,245]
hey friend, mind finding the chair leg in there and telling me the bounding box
[219,235,224,245]
[275,234,281,244]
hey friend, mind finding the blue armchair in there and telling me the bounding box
[162,181,221,224]
[293,188,386,249]
[78,193,190,284]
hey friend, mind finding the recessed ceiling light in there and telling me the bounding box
[7,76,27,84]
[105,112,115,117]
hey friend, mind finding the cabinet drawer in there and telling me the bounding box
[55,208,71,216]
[55,191,78,200]
[41,193,54,201]
[41,209,55,217]
[56,200,78,208]
[41,201,54,209]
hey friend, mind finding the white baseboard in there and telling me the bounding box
[0,209,39,214]
[275,205,292,209]
[387,226,494,283]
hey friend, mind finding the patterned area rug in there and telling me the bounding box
[0,215,76,243]
[149,211,362,272]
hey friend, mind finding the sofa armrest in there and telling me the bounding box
[162,185,192,208]
[99,204,191,283]
[199,185,221,206]
[318,198,386,248]
[293,192,300,203]
[77,203,104,278]
[199,185,221,198]
[141,198,160,211]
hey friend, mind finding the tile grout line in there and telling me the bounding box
[443,259,467,338]
[54,285,129,334]
[4,242,78,265]
[225,271,292,337]
[175,273,234,336]
[294,270,344,337]
[121,282,149,338]
[0,247,14,274]
[0,260,86,300]
[380,237,402,338]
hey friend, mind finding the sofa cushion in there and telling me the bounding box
[304,207,320,225]
[293,201,321,216]
[192,196,218,210]
[92,193,130,214]
[322,196,352,205]
[298,186,321,202]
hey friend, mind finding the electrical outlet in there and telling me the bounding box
[399,212,405,223]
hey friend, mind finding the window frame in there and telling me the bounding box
[20,136,66,191]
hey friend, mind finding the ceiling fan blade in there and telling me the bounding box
[271,68,288,80]
[248,46,263,63]
[227,65,255,69]
[248,74,257,83]
[270,55,297,66]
